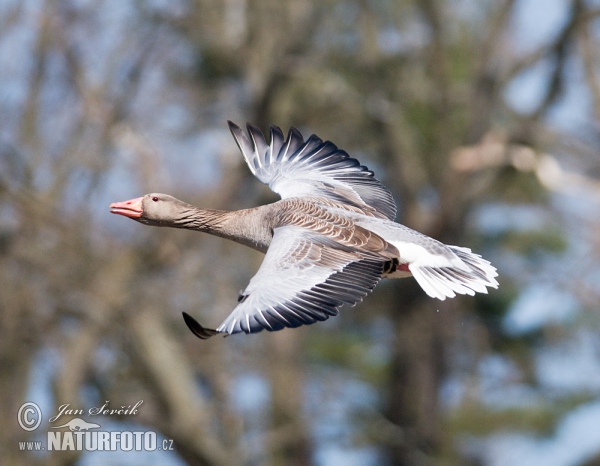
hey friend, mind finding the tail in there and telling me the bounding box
[409,246,498,301]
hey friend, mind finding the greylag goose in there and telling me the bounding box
[110,122,498,339]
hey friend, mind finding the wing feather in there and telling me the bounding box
[214,226,385,336]
[228,121,397,220]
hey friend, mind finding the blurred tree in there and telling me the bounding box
[1,0,599,465]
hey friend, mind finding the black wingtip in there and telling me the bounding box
[227,120,241,132]
[182,312,221,340]
[227,121,247,144]
[227,121,253,157]
[288,126,304,139]
[245,122,266,138]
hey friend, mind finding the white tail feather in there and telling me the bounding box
[409,246,498,301]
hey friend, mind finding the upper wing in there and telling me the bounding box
[228,121,397,221]
[212,226,386,336]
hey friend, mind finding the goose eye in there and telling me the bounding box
[152,196,159,202]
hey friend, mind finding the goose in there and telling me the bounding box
[110,122,498,339]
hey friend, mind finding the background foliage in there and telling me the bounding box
[1,0,600,465]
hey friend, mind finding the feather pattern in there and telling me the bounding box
[228,121,397,221]
[352,216,499,300]
[215,226,386,335]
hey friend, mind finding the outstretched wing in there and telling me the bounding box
[228,121,397,221]
[191,226,386,337]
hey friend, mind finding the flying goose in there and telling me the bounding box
[110,122,498,339]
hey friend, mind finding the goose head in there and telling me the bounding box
[110,193,189,226]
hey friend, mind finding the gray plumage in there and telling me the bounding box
[110,122,498,338]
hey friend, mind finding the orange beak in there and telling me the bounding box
[109,196,143,219]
